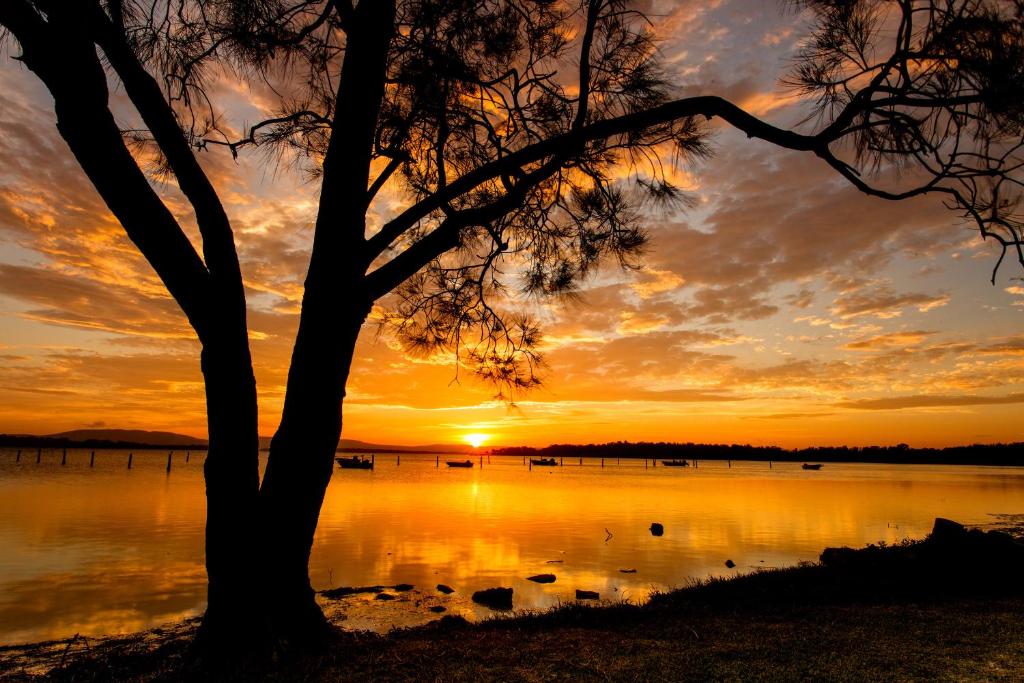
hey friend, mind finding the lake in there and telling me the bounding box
[0,448,1021,644]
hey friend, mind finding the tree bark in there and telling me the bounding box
[194,329,264,652]
[259,289,370,642]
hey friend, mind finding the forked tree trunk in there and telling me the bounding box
[259,291,370,641]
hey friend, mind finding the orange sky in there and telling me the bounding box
[0,1,1022,448]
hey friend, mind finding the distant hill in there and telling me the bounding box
[0,429,472,453]
[50,429,208,447]
[336,439,475,454]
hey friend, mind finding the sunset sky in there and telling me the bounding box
[0,0,1021,449]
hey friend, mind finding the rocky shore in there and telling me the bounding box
[1,518,1021,681]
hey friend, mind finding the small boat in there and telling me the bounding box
[531,458,558,466]
[802,463,824,470]
[661,459,690,467]
[336,455,373,470]
[446,460,474,468]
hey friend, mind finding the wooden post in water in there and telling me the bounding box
[36,448,41,464]
[579,457,582,466]
[617,458,620,466]
[645,459,648,469]
[601,458,604,468]
[90,451,95,467]
[769,460,772,469]
[560,456,563,467]
[728,460,731,468]
[16,449,21,463]
[436,455,439,468]
[529,459,532,471]
[397,454,401,466]
[479,455,483,468]
[61,448,67,466]
[371,453,375,468]
[166,451,173,473]
[128,452,133,469]
[186,450,190,463]
[653,458,656,468]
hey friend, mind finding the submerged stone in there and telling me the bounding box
[436,584,455,594]
[650,522,664,537]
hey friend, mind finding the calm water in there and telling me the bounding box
[0,448,1021,644]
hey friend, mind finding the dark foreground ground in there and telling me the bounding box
[1,519,1022,682]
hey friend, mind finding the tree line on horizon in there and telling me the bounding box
[493,441,1024,466]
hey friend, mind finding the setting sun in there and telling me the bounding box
[462,433,489,449]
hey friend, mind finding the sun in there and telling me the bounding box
[463,433,489,448]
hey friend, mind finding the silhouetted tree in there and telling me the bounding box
[1,0,1021,653]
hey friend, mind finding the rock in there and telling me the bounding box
[321,585,386,599]
[650,522,664,537]
[436,584,455,594]
[393,583,414,592]
[931,517,967,542]
[619,568,637,573]
[527,573,556,584]
[429,606,447,613]
[575,589,599,600]
[472,587,513,610]
[820,546,858,566]
[375,593,396,601]
[724,559,736,568]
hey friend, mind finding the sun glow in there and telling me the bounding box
[463,433,489,448]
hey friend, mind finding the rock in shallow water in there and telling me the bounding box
[527,573,556,584]
[650,522,664,537]
[575,589,599,600]
[436,584,455,594]
[472,587,513,610]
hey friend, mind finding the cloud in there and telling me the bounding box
[843,330,935,350]
[830,288,950,319]
[835,394,1024,410]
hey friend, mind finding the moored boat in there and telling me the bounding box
[447,460,474,468]
[802,463,824,470]
[661,459,689,467]
[531,458,558,466]
[337,455,373,470]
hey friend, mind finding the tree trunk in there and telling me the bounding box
[259,290,369,642]
[194,330,264,653]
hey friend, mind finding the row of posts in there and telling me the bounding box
[10,450,769,471]
[11,448,191,471]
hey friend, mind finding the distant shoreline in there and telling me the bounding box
[2,434,1021,466]
[493,441,1024,467]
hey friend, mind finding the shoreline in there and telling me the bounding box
[2,518,1022,681]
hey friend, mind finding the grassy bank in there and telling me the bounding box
[2,520,1022,682]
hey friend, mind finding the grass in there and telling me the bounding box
[1,524,1022,681]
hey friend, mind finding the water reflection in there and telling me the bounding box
[0,449,1021,643]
